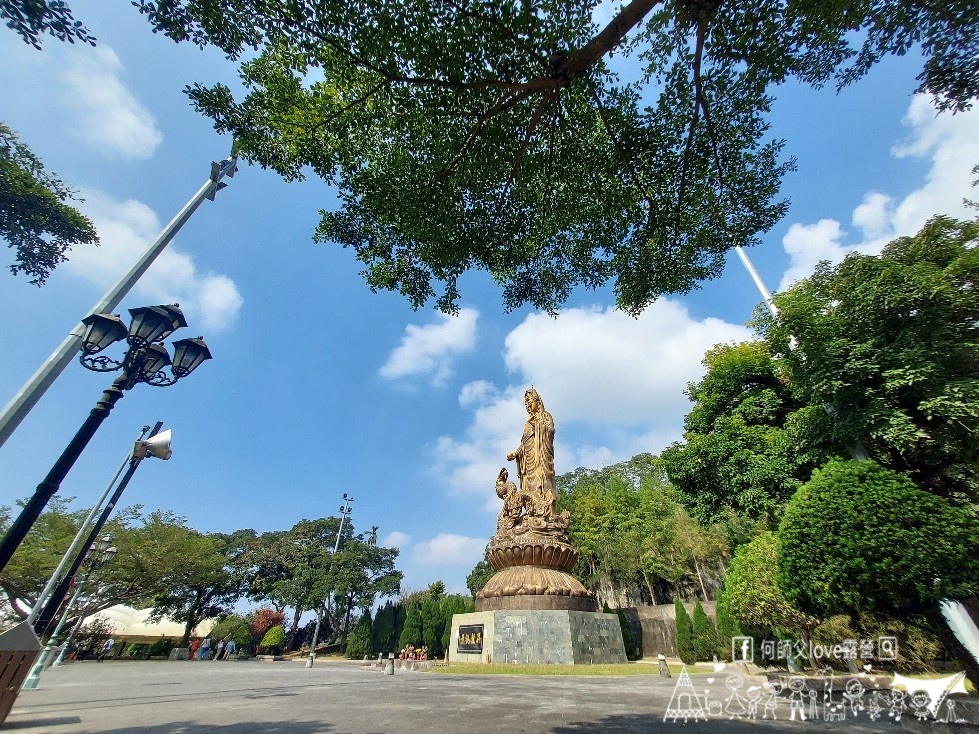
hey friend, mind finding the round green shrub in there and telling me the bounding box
[259,625,286,655]
[778,459,979,617]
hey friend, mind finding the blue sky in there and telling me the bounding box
[0,2,976,602]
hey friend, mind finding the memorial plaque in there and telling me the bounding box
[458,624,484,653]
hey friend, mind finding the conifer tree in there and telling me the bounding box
[421,595,446,658]
[692,599,717,662]
[398,602,423,649]
[392,602,407,649]
[345,610,373,659]
[616,608,642,661]
[714,590,740,662]
[674,599,696,665]
[373,601,396,655]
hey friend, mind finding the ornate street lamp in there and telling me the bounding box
[0,304,210,573]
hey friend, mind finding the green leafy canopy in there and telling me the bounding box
[759,216,979,504]
[0,1,96,49]
[132,0,976,314]
[0,122,98,285]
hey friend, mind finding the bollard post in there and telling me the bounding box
[384,652,394,676]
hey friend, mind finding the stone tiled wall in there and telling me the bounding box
[567,611,627,664]
[448,610,626,664]
[636,601,716,659]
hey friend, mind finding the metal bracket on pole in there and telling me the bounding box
[0,147,238,450]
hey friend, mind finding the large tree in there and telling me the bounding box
[242,518,341,648]
[0,503,234,628]
[662,341,823,526]
[130,0,975,314]
[146,529,245,646]
[0,122,98,285]
[327,536,402,643]
[759,216,979,505]
[725,530,820,668]
[558,453,730,604]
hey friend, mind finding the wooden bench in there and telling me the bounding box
[0,622,42,724]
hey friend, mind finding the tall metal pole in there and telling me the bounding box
[33,423,166,635]
[25,425,150,627]
[47,585,86,668]
[734,246,778,318]
[0,152,237,450]
[306,495,353,668]
[22,540,116,690]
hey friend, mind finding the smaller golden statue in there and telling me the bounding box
[494,468,524,538]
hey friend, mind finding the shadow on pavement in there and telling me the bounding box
[550,713,895,733]
[3,717,82,730]
[77,721,337,734]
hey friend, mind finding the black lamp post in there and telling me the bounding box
[0,304,210,574]
[32,423,171,636]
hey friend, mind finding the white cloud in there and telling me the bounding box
[851,192,893,240]
[67,189,243,331]
[0,39,161,160]
[778,219,849,290]
[779,96,978,291]
[458,380,497,409]
[62,45,163,159]
[382,531,411,550]
[503,303,749,424]
[431,301,750,506]
[412,533,488,567]
[379,308,478,386]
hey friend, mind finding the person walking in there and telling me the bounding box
[98,637,115,662]
[223,638,237,660]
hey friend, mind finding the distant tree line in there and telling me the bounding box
[344,581,475,660]
[0,502,403,651]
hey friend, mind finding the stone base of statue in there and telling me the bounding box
[458,534,626,664]
[447,609,627,665]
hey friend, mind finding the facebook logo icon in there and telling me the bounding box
[732,636,754,663]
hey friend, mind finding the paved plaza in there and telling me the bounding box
[6,659,898,734]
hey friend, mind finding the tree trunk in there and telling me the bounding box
[565,0,664,80]
[181,616,195,648]
[641,570,658,605]
[180,593,204,648]
[286,606,303,650]
[926,604,979,691]
[342,594,354,644]
[800,626,819,671]
[693,556,708,600]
